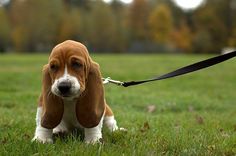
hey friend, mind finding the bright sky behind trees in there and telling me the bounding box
[103,0,205,10]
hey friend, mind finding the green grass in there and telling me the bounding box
[0,53,236,155]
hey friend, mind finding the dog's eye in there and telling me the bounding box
[72,61,82,69]
[50,64,58,72]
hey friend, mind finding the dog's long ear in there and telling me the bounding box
[76,62,105,128]
[40,64,63,129]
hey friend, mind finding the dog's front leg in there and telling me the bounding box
[32,107,53,143]
[84,116,103,144]
[84,126,102,144]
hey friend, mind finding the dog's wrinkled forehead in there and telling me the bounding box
[47,40,91,83]
[49,40,89,62]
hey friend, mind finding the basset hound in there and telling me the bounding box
[32,40,119,144]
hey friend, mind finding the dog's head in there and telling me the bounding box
[40,40,105,129]
[48,40,90,99]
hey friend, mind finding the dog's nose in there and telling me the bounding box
[58,81,71,95]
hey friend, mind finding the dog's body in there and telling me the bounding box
[32,40,119,143]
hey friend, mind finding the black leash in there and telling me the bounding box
[103,51,236,87]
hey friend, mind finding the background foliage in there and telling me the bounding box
[0,0,236,53]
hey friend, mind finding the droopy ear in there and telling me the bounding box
[40,64,64,129]
[76,62,105,128]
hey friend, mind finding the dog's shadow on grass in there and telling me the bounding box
[52,129,84,143]
[52,128,128,144]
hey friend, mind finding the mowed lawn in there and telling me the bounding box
[0,53,235,155]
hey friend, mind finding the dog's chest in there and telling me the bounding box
[62,100,81,129]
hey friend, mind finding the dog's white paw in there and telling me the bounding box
[32,126,53,144]
[84,137,103,144]
[104,116,119,132]
[109,124,119,132]
[53,127,68,134]
[119,127,128,132]
[32,135,53,144]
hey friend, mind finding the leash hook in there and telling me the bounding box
[102,77,124,86]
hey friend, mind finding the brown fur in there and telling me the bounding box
[105,103,114,116]
[39,40,113,129]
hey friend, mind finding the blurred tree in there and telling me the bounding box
[128,0,149,40]
[80,1,123,52]
[110,0,124,10]
[207,0,236,48]
[1,0,234,53]
[149,0,184,27]
[192,30,212,53]
[63,0,91,9]
[171,21,193,52]
[11,26,29,52]
[57,8,80,42]
[110,0,128,52]
[10,0,63,52]
[193,6,227,53]
[231,0,236,29]
[228,28,236,47]
[0,7,10,52]
[148,4,173,44]
[205,0,232,36]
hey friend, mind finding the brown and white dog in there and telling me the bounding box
[32,40,119,144]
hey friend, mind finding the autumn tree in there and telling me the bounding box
[228,28,236,47]
[229,2,236,48]
[128,0,150,40]
[148,4,173,44]
[0,7,10,52]
[204,0,233,36]
[10,0,63,51]
[63,0,91,9]
[192,5,227,53]
[57,8,80,43]
[171,21,192,52]
[80,1,122,52]
[110,0,128,52]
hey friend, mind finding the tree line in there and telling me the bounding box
[0,0,236,53]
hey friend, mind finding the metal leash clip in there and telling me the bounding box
[102,77,124,86]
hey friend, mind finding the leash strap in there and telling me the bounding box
[118,51,236,87]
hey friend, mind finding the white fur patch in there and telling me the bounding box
[84,113,104,144]
[103,116,118,132]
[32,107,53,143]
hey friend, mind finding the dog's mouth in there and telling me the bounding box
[58,91,81,100]
[58,94,76,101]
[61,94,71,98]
